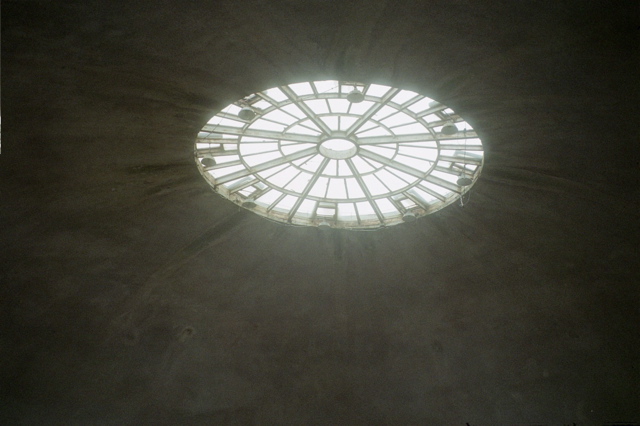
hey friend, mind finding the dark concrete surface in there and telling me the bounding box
[1,1,638,424]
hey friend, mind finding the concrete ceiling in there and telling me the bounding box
[1,1,638,424]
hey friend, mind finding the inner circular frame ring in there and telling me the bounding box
[318,138,359,159]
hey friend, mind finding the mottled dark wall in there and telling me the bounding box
[1,1,638,424]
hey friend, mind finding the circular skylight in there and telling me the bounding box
[195,81,484,229]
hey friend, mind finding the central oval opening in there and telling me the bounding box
[318,138,358,159]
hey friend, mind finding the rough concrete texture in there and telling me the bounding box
[1,1,638,424]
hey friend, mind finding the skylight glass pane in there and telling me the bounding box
[366,84,392,98]
[274,195,298,211]
[398,146,438,160]
[391,123,429,135]
[297,119,322,133]
[401,198,417,208]
[252,100,272,110]
[313,80,339,94]
[431,170,459,183]
[280,103,306,119]
[374,169,408,191]
[357,127,391,138]
[288,82,314,96]
[268,166,299,187]
[296,154,324,173]
[323,160,338,176]
[208,164,246,179]
[297,199,317,216]
[341,83,362,94]
[262,109,297,125]
[304,99,329,114]
[281,143,316,156]
[327,99,350,114]
[264,87,288,102]
[409,188,437,204]
[285,172,312,193]
[354,121,377,133]
[255,189,280,206]
[345,178,365,198]
[213,117,246,127]
[376,198,399,215]
[381,112,415,128]
[421,182,451,196]
[406,97,434,113]
[288,124,321,136]
[347,100,375,115]
[249,119,287,132]
[372,105,397,121]
[240,142,279,155]
[360,145,395,159]
[257,163,288,179]
[339,116,358,131]
[320,116,339,131]
[309,177,329,197]
[337,203,357,220]
[222,104,242,115]
[327,179,348,199]
[351,156,375,174]
[362,174,388,195]
[196,80,483,229]
[391,90,420,105]
[212,154,240,164]
[336,160,353,177]
[243,150,285,167]
[361,156,383,170]
[385,168,417,185]
[376,143,398,151]
[355,201,375,217]
[394,155,432,171]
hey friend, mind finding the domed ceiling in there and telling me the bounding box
[1,1,638,424]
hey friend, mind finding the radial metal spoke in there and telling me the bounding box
[196,148,240,156]
[346,88,400,136]
[267,192,288,212]
[439,143,482,151]
[287,157,331,220]
[357,150,429,180]
[227,177,261,193]
[423,174,460,193]
[438,155,483,165]
[403,191,432,210]
[214,147,317,185]
[279,85,333,135]
[204,159,244,170]
[416,184,447,201]
[434,165,464,175]
[414,103,449,117]
[345,158,385,223]
[392,150,438,163]
[202,124,320,144]
[357,130,477,145]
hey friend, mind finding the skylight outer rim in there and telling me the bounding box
[195,81,484,229]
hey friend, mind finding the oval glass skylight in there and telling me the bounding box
[195,81,484,229]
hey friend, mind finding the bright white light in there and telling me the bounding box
[195,81,484,229]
